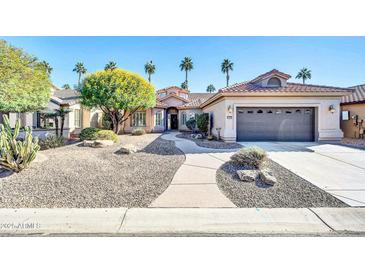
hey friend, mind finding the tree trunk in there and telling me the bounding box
[60,116,65,137]
[303,78,305,84]
[185,70,188,84]
[226,72,229,87]
[78,73,81,88]
[148,74,151,83]
[55,116,59,137]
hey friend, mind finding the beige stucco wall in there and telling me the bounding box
[123,109,155,133]
[341,103,365,138]
[178,108,203,131]
[203,96,344,142]
[161,97,186,107]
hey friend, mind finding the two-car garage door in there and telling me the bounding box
[236,107,315,142]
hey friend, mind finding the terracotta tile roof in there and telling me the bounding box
[179,93,215,109]
[219,81,353,94]
[341,84,365,104]
[250,69,291,83]
[156,86,189,94]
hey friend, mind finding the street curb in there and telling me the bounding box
[0,207,364,236]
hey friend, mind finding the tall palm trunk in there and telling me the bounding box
[55,116,59,137]
[303,78,305,84]
[78,73,81,88]
[148,74,151,83]
[226,72,230,87]
[60,116,65,137]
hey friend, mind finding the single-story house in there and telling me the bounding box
[340,84,365,138]
[3,86,103,138]
[125,69,353,142]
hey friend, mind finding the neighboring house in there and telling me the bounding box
[340,84,365,138]
[6,86,103,138]
[123,86,214,133]
[127,69,352,142]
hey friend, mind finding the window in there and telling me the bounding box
[74,109,81,128]
[155,112,163,126]
[132,111,146,127]
[267,77,281,87]
[36,112,56,129]
[182,112,187,125]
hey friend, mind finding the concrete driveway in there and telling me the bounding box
[239,142,365,207]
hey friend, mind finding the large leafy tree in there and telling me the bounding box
[206,84,216,93]
[144,61,155,83]
[80,69,156,133]
[0,39,51,113]
[73,62,87,88]
[296,68,311,84]
[179,57,193,89]
[221,59,234,87]
[104,61,117,71]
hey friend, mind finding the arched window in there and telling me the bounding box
[267,77,281,87]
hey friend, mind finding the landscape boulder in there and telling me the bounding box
[259,169,277,186]
[118,144,138,154]
[83,140,114,148]
[236,170,258,182]
[194,134,203,139]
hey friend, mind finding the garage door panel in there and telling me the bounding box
[236,107,314,141]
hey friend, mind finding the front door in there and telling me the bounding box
[170,114,178,130]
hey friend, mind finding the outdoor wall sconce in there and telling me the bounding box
[227,105,232,114]
[329,105,336,113]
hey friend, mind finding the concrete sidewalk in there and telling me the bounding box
[150,133,237,208]
[1,208,365,236]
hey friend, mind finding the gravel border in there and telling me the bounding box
[176,133,242,149]
[217,159,348,208]
[0,135,185,208]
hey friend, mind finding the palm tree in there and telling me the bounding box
[296,68,312,84]
[62,84,70,89]
[55,107,71,137]
[41,61,53,75]
[104,61,117,71]
[221,59,234,87]
[181,81,188,90]
[144,61,156,83]
[73,62,87,88]
[179,57,193,89]
[206,84,216,93]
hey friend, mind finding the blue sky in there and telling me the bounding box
[2,37,365,91]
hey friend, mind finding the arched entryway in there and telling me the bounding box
[166,107,178,130]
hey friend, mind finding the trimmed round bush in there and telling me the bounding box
[39,135,65,150]
[79,127,101,141]
[96,130,118,143]
[230,146,267,169]
[131,128,146,136]
[196,113,209,134]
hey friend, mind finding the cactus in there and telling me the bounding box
[0,114,40,173]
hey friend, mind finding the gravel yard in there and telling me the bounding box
[0,134,185,208]
[176,133,242,149]
[217,159,348,208]
[341,138,365,150]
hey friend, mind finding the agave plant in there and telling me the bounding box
[0,115,40,173]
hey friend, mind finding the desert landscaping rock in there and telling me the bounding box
[217,159,348,208]
[259,169,277,186]
[0,134,184,208]
[176,133,242,149]
[236,170,258,182]
[83,140,114,148]
[117,144,138,154]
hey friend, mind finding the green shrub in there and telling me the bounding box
[102,114,113,130]
[131,128,146,136]
[196,113,209,134]
[185,118,196,131]
[0,115,40,173]
[79,127,101,141]
[230,146,267,169]
[96,130,118,143]
[39,135,65,150]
